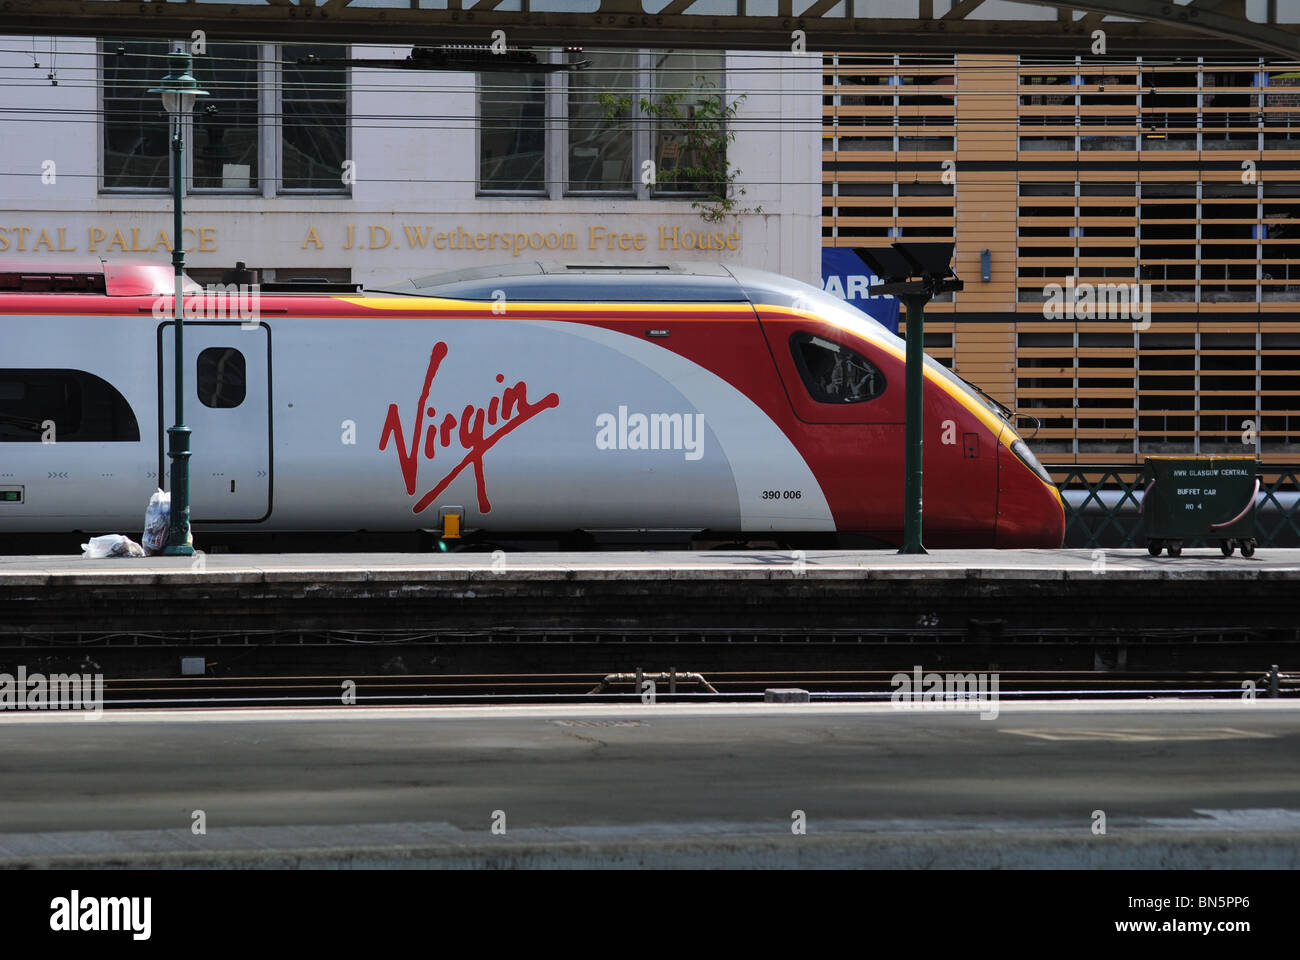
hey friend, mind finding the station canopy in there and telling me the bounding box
[3,0,1298,57]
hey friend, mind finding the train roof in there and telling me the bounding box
[1,259,819,311]
[365,261,898,349]
[367,261,748,303]
[365,261,842,314]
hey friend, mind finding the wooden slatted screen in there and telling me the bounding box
[822,52,1300,464]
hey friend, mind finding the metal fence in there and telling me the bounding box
[1048,463,1300,549]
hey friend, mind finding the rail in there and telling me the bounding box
[44,668,1300,709]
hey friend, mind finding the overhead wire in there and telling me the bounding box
[0,39,1293,191]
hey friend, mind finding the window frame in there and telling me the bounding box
[0,368,141,443]
[645,49,726,201]
[274,42,352,196]
[476,53,556,198]
[196,347,248,410]
[562,49,646,199]
[787,330,888,407]
[476,48,725,202]
[98,40,350,197]
[187,39,264,198]
[98,38,174,195]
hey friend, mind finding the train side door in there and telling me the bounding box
[757,317,904,425]
[757,315,905,534]
[159,322,271,522]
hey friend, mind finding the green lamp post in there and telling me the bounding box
[854,243,964,555]
[150,48,208,556]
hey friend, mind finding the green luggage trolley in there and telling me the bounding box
[1140,456,1260,557]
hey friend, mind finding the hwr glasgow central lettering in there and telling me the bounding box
[380,341,559,514]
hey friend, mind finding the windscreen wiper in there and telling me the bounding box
[959,374,1015,421]
[953,373,1042,439]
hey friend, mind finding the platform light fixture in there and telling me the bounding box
[149,46,208,556]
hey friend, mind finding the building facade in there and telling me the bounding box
[823,53,1300,465]
[1,39,820,287]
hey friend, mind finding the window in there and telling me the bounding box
[281,45,348,189]
[568,50,636,193]
[101,41,348,193]
[197,348,246,409]
[189,43,260,189]
[477,49,728,199]
[789,333,885,404]
[102,41,170,190]
[480,71,548,194]
[649,51,725,197]
[0,370,140,442]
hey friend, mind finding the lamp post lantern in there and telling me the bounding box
[149,48,207,556]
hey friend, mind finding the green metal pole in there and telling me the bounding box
[900,293,928,554]
[162,116,193,556]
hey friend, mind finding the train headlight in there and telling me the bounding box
[1010,439,1055,486]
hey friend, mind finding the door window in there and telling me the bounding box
[197,348,246,409]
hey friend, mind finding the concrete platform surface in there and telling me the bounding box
[1,701,1297,868]
[3,547,1300,585]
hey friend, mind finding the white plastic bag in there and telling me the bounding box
[142,488,192,555]
[81,534,145,558]
[142,488,171,555]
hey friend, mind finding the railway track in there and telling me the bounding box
[72,668,1299,709]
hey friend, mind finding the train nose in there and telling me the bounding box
[995,437,1066,548]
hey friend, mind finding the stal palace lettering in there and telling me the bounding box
[0,226,217,253]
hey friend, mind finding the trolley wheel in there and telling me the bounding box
[1147,539,1163,557]
[1220,540,1235,557]
[1240,539,1256,558]
[1167,540,1183,557]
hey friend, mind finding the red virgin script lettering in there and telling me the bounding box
[380,341,560,514]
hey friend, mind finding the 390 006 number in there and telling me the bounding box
[761,490,803,500]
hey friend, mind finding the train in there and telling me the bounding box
[0,258,1064,549]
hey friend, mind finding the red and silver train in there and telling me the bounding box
[0,259,1064,548]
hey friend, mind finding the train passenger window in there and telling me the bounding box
[0,369,140,442]
[197,348,246,409]
[789,332,885,404]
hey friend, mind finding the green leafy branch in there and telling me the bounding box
[599,79,761,223]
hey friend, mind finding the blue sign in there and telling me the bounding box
[821,248,901,334]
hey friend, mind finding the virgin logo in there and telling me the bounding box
[380,341,560,514]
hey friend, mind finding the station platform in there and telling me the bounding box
[2,549,1298,675]
[6,545,1300,581]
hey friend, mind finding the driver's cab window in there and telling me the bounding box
[789,332,885,404]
